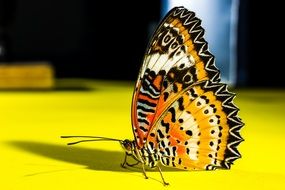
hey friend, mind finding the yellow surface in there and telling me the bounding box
[1,79,285,189]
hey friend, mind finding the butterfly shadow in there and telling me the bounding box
[7,140,181,173]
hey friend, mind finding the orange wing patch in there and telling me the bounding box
[148,80,243,170]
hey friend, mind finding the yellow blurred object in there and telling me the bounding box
[0,79,285,189]
[0,62,54,89]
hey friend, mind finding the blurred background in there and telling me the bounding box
[0,0,283,88]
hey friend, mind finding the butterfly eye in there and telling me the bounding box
[121,140,132,152]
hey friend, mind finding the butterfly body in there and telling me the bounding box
[120,139,159,168]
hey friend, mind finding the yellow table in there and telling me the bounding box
[1,79,285,189]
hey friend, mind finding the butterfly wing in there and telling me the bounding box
[148,80,243,170]
[132,7,221,148]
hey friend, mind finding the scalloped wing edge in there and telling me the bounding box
[200,80,244,168]
[141,6,221,84]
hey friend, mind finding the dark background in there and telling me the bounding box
[0,0,283,87]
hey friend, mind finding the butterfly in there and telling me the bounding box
[62,6,244,186]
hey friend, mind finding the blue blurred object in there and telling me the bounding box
[162,0,239,87]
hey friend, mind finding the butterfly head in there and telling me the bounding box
[120,139,135,155]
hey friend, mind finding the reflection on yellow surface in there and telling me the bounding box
[1,79,285,189]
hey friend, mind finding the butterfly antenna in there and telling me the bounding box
[61,136,122,145]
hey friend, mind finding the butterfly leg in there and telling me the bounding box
[121,153,128,168]
[121,153,141,168]
[122,153,148,179]
[141,163,148,179]
[157,166,169,186]
[126,161,140,167]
